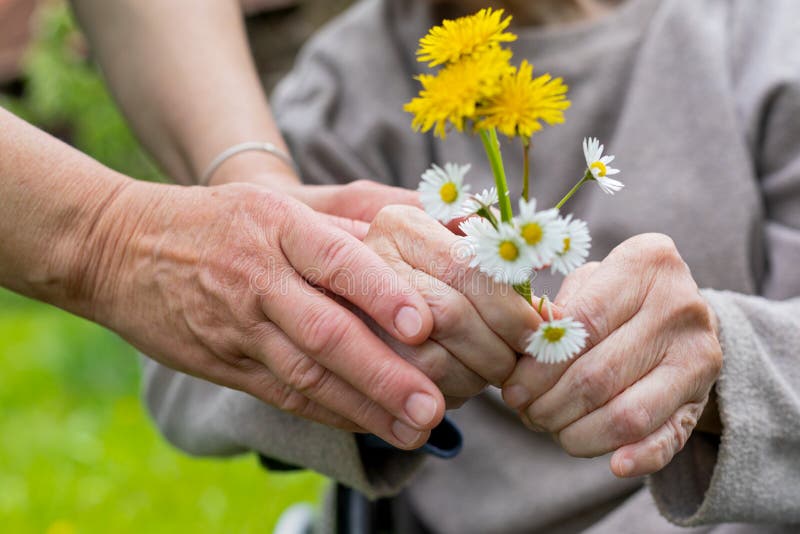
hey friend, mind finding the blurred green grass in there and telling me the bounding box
[0,3,326,532]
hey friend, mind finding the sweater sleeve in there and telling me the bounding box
[141,358,425,499]
[649,4,800,523]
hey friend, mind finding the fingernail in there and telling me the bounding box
[404,392,438,428]
[392,420,423,446]
[618,458,635,477]
[395,306,423,338]
[503,385,532,409]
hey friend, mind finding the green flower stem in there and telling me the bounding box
[522,138,531,202]
[555,170,592,210]
[476,207,499,229]
[514,281,532,303]
[479,128,513,223]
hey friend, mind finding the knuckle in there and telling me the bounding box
[644,234,681,268]
[569,295,607,346]
[365,358,404,403]
[346,179,376,193]
[274,383,311,415]
[317,235,360,278]
[253,189,296,226]
[350,395,380,428]
[669,416,690,452]
[613,401,654,443]
[651,433,674,470]
[372,204,404,228]
[378,203,417,221]
[299,305,351,356]
[284,354,332,396]
[655,413,693,468]
[486,350,516,386]
[526,403,556,433]
[411,344,450,384]
[431,292,468,334]
[573,360,617,413]
[614,234,680,272]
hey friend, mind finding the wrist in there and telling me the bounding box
[70,178,173,326]
[206,147,301,191]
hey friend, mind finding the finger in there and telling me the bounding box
[610,400,706,478]
[560,236,668,351]
[281,204,434,345]
[524,310,667,432]
[261,271,445,435]
[501,299,570,410]
[332,297,488,397]
[525,280,716,433]
[242,323,430,449]
[147,345,361,432]
[320,213,369,240]
[501,354,571,410]
[555,359,709,458]
[366,247,516,387]
[380,333,488,399]
[370,205,542,355]
[233,356,364,433]
[554,261,601,306]
[502,260,631,411]
[445,397,469,409]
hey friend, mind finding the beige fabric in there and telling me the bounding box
[142,0,800,530]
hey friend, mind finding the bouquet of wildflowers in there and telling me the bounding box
[404,9,624,364]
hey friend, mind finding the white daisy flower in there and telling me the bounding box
[514,198,562,269]
[459,217,532,285]
[525,299,588,364]
[582,137,623,195]
[550,215,591,275]
[418,163,472,222]
[460,187,499,216]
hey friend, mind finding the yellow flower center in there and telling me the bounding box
[562,237,571,254]
[543,326,566,343]
[498,241,519,261]
[521,223,543,245]
[590,161,607,177]
[439,182,459,204]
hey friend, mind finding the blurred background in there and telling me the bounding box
[0,0,352,531]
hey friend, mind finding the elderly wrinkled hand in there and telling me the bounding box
[502,233,722,477]
[361,205,543,408]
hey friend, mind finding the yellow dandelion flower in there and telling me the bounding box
[417,8,517,67]
[478,61,571,139]
[405,46,514,138]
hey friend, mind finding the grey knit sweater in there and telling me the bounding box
[142,0,800,531]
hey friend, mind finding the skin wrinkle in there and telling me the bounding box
[368,210,514,391]
[503,231,721,475]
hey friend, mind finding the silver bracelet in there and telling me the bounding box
[200,141,296,185]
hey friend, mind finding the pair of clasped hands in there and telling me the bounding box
[106,166,722,479]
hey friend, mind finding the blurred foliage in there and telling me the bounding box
[0,2,327,532]
[0,1,163,182]
[0,289,327,533]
